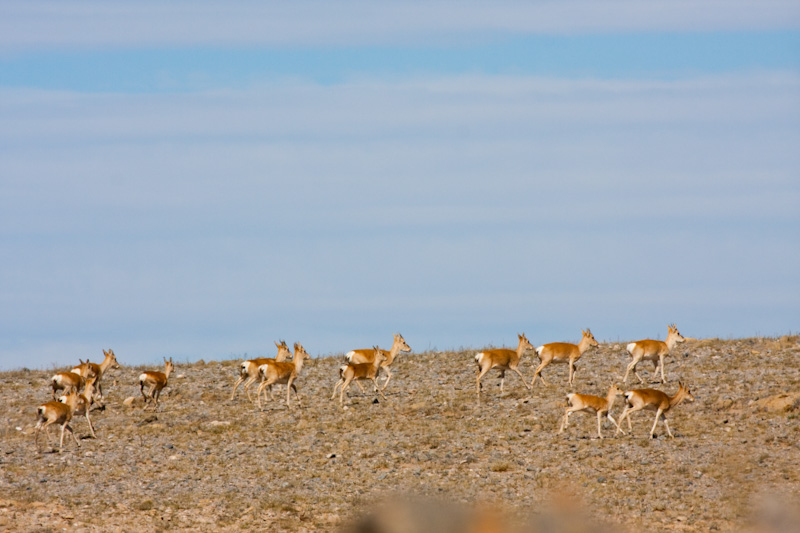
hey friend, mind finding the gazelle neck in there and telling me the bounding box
[669,387,687,407]
[577,336,593,354]
[606,387,618,407]
[516,338,529,357]
[99,353,115,373]
[293,352,306,373]
[665,332,681,350]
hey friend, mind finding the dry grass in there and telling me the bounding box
[1,336,799,532]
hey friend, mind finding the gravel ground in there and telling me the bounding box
[1,336,798,532]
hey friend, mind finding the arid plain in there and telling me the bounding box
[1,335,798,532]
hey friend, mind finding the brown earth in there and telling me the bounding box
[1,336,799,532]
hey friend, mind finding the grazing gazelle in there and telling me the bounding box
[332,347,388,406]
[60,375,98,439]
[623,324,686,384]
[616,383,695,439]
[475,333,533,398]
[50,371,85,399]
[559,384,625,439]
[256,343,309,410]
[138,358,174,411]
[230,340,292,401]
[531,329,599,387]
[345,333,412,391]
[35,390,81,452]
[71,349,120,404]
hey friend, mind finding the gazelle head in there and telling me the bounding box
[374,346,388,364]
[608,383,624,398]
[581,328,599,348]
[678,382,695,403]
[164,357,174,375]
[394,333,411,353]
[668,324,686,344]
[104,348,121,370]
[293,342,309,361]
[517,333,534,352]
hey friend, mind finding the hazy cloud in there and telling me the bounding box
[2,0,800,52]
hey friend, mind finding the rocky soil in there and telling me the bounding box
[1,336,799,532]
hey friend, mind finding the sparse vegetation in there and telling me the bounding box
[0,336,799,531]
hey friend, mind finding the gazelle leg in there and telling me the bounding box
[559,410,571,433]
[513,367,531,390]
[649,408,664,438]
[380,367,393,391]
[607,413,624,435]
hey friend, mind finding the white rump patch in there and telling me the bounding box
[626,342,637,353]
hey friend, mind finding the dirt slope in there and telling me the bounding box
[1,336,798,532]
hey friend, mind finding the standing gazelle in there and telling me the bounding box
[332,347,388,406]
[256,343,309,410]
[230,340,292,401]
[623,324,685,384]
[475,333,533,398]
[71,348,120,403]
[531,329,599,387]
[138,358,174,411]
[35,390,81,452]
[616,383,695,439]
[345,333,412,391]
[559,384,625,439]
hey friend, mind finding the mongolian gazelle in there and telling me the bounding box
[475,333,533,398]
[332,346,388,406]
[345,333,412,391]
[531,328,599,387]
[71,348,120,402]
[35,390,81,452]
[623,324,685,384]
[616,383,695,439]
[230,340,292,401]
[256,343,309,410]
[559,384,625,439]
[138,357,174,411]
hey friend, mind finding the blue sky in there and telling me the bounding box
[2,32,799,91]
[1,1,799,369]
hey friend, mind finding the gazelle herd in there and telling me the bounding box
[33,326,697,452]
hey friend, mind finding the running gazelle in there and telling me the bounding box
[623,324,685,384]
